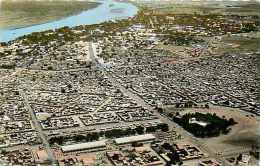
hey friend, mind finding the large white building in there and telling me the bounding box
[189,117,208,127]
[114,134,156,145]
[61,140,106,152]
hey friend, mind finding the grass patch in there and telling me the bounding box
[223,35,260,51]
[151,3,260,16]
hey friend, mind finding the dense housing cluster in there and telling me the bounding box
[0,2,259,166]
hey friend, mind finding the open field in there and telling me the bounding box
[0,0,100,30]
[152,3,260,16]
[222,33,260,52]
[181,106,260,155]
[131,0,260,16]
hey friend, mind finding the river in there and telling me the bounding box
[0,0,138,42]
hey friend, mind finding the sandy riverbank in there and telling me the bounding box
[0,0,100,30]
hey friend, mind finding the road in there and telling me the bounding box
[19,87,57,165]
[88,42,97,65]
[88,42,105,67]
[106,67,256,165]
[93,97,112,114]
[8,40,251,166]
[88,40,212,158]
[105,71,233,165]
[149,18,155,29]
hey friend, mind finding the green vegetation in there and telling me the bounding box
[11,5,258,46]
[49,123,169,145]
[149,3,260,16]
[49,132,99,145]
[223,35,260,52]
[19,19,134,44]
[20,26,85,44]
[163,32,204,46]
[0,0,100,29]
[0,63,16,69]
[225,4,260,16]
[100,123,168,138]
[173,112,237,137]
[152,142,182,165]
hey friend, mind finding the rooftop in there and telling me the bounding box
[61,140,106,152]
[114,134,156,144]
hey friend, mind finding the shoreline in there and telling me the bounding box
[0,0,101,31]
[0,0,139,42]
[1,2,102,32]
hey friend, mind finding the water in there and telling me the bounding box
[0,0,138,42]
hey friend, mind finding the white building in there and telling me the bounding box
[114,134,156,145]
[61,140,106,152]
[189,117,208,127]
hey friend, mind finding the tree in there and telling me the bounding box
[237,153,242,162]
[158,123,169,132]
[228,118,236,125]
[61,88,66,93]
[162,143,172,150]
[112,153,120,160]
[47,66,53,70]
[49,136,64,145]
[0,149,7,155]
[176,103,180,108]
[74,135,85,142]
[156,106,163,113]
[146,126,156,133]
[125,128,136,135]
[67,84,72,89]
[87,132,99,141]
[135,126,144,134]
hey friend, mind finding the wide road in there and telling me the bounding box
[88,42,101,66]
[19,88,57,165]
[12,40,250,166]
[149,18,155,29]
[105,71,231,165]
[89,41,231,164]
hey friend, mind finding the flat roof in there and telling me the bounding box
[61,140,106,152]
[115,134,155,144]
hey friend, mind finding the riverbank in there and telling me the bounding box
[0,0,100,30]
[0,0,138,42]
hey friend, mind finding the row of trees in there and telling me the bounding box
[49,123,169,145]
[49,132,99,145]
[0,62,16,69]
[20,26,81,45]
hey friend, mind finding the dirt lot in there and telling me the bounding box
[181,105,260,155]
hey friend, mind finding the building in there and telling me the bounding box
[189,117,208,127]
[114,134,156,145]
[61,140,106,153]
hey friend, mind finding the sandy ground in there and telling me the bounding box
[182,105,260,155]
[0,0,99,30]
